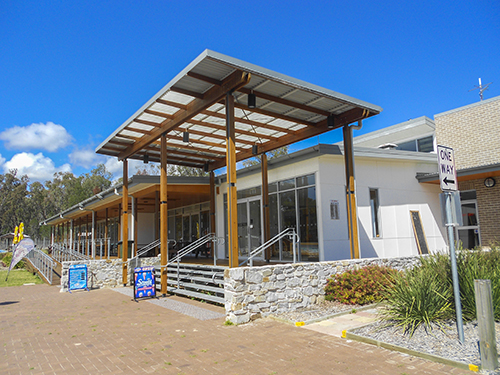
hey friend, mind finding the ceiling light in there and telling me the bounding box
[248,92,256,109]
[327,115,335,129]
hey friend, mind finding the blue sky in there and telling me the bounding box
[1,0,499,182]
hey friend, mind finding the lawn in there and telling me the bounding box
[0,269,44,287]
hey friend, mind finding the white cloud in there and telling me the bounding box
[69,148,104,169]
[0,122,73,152]
[3,152,71,182]
[0,153,5,168]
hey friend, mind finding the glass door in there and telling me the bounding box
[456,199,480,249]
[237,198,262,258]
[237,202,249,257]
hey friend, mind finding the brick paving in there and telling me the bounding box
[0,285,468,375]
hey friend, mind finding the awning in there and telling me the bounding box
[95,50,382,171]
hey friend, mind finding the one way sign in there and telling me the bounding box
[437,145,458,191]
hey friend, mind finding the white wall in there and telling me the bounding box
[214,152,446,262]
[137,212,156,247]
[318,154,446,260]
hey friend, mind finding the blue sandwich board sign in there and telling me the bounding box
[134,266,156,301]
[68,264,89,292]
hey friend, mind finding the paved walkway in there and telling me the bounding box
[301,308,379,338]
[0,285,468,375]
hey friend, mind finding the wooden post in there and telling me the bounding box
[209,171,216,257]
[70,219,74,252]
[91,210,96,259]
[474,279,499,371]
[86,217,90,257]
[160,134,168,295]
[104,208,109,258]
[122,159,129,286]
[133,196,138,257]
[261,153,271,261]
[155,190,159,256]
[77,217,81,254]
[226,92,239,268]
[343,124,360,259]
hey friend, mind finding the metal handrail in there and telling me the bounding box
[51,243,91,262]
[25,249,56,285]
[167,233,216,266]
[127,239,176,269]
[239,227,300,267]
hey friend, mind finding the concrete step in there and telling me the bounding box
[167,287,224,305]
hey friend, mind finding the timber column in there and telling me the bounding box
[261,153,271,261]
[160,134,168,295]
[209,171,216,257]
[122,159,129,286]
[226,92,239,267]
[343,123,360,259]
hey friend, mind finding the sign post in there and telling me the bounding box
[437,145,464,344]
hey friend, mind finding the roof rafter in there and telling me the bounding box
[211,108,371,169]
[118,70,251,160]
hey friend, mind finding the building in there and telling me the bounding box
[418,95,500,248]
[46,50,480,294]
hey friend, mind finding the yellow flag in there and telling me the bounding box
[13,226,19,245]
[19,222,24,241]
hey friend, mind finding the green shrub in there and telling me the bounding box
[380,263,453,335]
[381,247,500,335]
[1,252,25,269]
[455,247,500,321]
[324,265,399,305]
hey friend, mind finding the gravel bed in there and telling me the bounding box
[270,300,362,322]
[353,318,500,370]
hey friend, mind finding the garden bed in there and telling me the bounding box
[351,319,500,372]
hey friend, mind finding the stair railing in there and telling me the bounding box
[25,249,57,285]
[167,233,216,266]
[239,227,300,267]
[51,243,90,262]
[127,239,175,269]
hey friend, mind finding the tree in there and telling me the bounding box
[81,164,113,196]
[134,163,208,177]
[0,170,29,237]
[242,146,289,168]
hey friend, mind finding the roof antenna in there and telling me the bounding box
[469,78,492,101]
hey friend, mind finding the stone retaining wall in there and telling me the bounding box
[224,256,421,324]
[60,256,160,292]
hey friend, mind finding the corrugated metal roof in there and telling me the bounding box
[96,49,382,170]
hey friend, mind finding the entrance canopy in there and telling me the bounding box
[96,50,382,171]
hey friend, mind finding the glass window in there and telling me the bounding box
[279,178,295,191]
[200,211,210,235]
[182,216,190,243]
[268,182,277,193]
[397,140,417,152]
[237,186,261,199]
[296,174,315,187]
[269,194,279,259]
[298,187,318,261]
[370,188,381,238]
[168,216,175,240]
[460,190,477,200]
[175,215,182,242]
[462,203,478,226]
[279,190,297,260]
[191,214,200,241]
[417,136,434,152]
